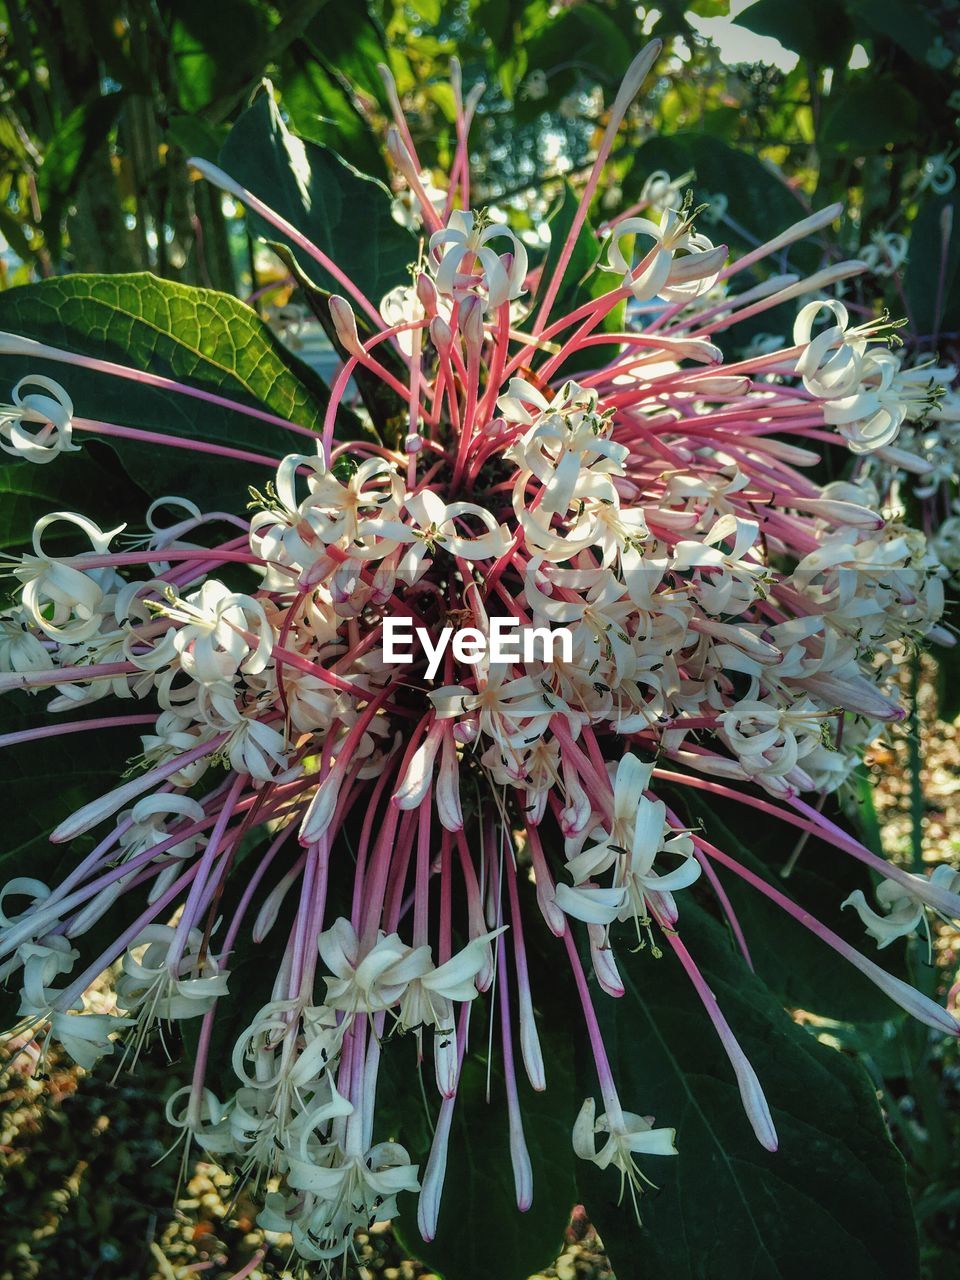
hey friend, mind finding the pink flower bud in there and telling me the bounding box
[431,316,453,355]
[459,294,485,352]
[416,273,438,317]
[328,296,364,357]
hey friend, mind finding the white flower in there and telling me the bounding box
[159,580,275,687]
[821,350,917,453]
[318,918,433,1016]
[265,1137,420,1261]
[391,172,446,231]
[859,231,908,278]
[603,205,725,303]
[0,376,79,465]
[719,697,824,780]
[639,168,693,216]
[557,754,700,928]
[794,299,870,399]
[842,866,960,949]
[0,613,54,677]
[14,512,124,643]
[115,925,229,1021]
[48,1010,125,1069]
[429,209,528,310]
[573,1097,677,1210]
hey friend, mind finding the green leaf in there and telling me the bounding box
[0,445,149,553]
[0,273,349,508]
[37,92,125,263]
[278,47,386,177]
[933,633,960,724]
[904,192,960,335]
[218,91,415,305]
[679,789,912,1023]
[577,906,919,1280]
[819,75,920,152]
[737,0,854,64]
[168,0,272,114]
[513,3,635,121]
[844,0,941,64]
[395,1046,577,1280]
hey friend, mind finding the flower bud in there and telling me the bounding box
[416,272,438,317]
[328,296,364,358]
[430,316,453,356]
[459,294,485,353]
[386,126,416,182]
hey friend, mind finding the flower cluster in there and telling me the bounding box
[1,41,958,1271]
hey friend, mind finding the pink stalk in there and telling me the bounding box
[188,159,385,328]
[694,835,959,1037]
[496,930,534,1210]
[0,713,155,750]
[418,1003,472,1241]
[653,768,960,920]
[73,417,281,468]
[50,732,229,844]
[64,547,264,571]
[52,853,221,1013]
[692,848,753,970]
[0,661,136,694]
[561,925,624,1129]
[658,924,777,1150]
[350,758,404,927]
[219,825,296,960]
[0,334,320,439]
[532,42,662,335]
[505,852,546,1090]
[166,774,247,974]
[413,794,433,947]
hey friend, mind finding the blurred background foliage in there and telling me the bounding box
[1,0,958,348]
[2,2,960,1278]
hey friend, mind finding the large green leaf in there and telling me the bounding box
[820,75,920,152]
[0,273,344,506]
[0,445,149,553]
[576,906,919,1280]
[218,91,415,305]
[737,0,854,64]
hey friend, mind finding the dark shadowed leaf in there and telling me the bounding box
[576,905,919,1280]
[737,0,854,64]
[218,91,415,304]
[820,75,920,152]
[394,1045,577,1280]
